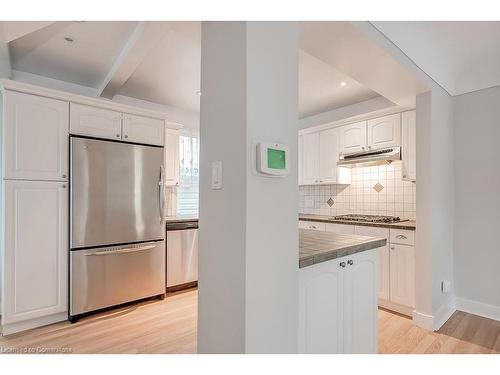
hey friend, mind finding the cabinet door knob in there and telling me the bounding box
[62,174,67,178]
[116,134,121,138]
[390,246,395,250]
[124,134,129,139]
[62,184,67,189]
[347,259,353,266]
[339,261,346,268]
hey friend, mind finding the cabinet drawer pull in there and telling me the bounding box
[309,225,317,229]
[347,259,353,266]
[339,261,346,268]
[396,235,407,240]
[390,246,395,250]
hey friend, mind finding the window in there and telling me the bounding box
[176,130,199,216]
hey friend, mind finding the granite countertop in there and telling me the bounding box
[299,214,416,231]
[299,229,387,268]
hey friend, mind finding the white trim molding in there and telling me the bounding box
[412,310,434,331]
[433,297,457,331]
[413,297,457,331]
[456,297,500,322]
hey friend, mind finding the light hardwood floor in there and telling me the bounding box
[1,289,499,354]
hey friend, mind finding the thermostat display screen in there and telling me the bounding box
[267,148,286,170]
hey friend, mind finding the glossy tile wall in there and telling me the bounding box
[299,161,416,220]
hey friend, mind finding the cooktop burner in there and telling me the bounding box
[331,214,404,223]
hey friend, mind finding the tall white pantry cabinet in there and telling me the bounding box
[0,81,180,335]
[1,90,69,335]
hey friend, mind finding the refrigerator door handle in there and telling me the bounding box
[159,165,167,223]
[85,244,157,256]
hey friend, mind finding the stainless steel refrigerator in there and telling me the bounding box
[69,136,166,321]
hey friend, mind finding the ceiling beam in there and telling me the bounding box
[0,42,12,78]
[97,21,167,99]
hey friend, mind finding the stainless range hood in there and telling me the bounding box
[337,146,401,167]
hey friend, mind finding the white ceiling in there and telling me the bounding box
[298,50,379,117]
[10,21,137,88]
[372,21,500,96]
[5,21,383,117]
[118,22,201,113]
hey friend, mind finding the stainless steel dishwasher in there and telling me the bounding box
[166,220,198,291]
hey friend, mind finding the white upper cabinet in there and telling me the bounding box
[300,132,320,185]
[299,129,350,186]
[164,128,180,186]
[319,128,342,184]
[367,113,401,150]
[339,121,367,154]
[401,110,416,181]
[4,91,69,181]
[122,114,165,146]
[70,103,122,140]
[2,180,68,326]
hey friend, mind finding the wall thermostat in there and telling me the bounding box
[255,141,289,177]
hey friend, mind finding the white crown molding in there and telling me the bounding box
[0,78,171,122]
[299,105,415,136]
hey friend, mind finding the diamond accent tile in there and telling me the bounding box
[327,197,334,207]
[373,182,384,193]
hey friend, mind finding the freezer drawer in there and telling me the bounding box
[70,241,165,316]
[167,229,198,287]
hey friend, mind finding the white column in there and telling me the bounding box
[198,21,299,353]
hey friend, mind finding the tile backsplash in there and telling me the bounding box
[299,161,416,220]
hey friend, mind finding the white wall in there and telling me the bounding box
[454,85,500,312]
[198,21,299,353]
[354,22,456,329]
[415,90,455,325]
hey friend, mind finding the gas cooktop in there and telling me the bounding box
[330,214,406,223]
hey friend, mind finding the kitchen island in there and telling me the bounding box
[298,229,386,354]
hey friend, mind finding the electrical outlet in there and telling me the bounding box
[441,280,452,294]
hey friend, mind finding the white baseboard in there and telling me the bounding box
[413,297,456,331]
[456,297,500,322]
[412,310,434,331]
[433,297,456,331]
[1,312,67,336]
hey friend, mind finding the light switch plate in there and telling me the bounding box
[211,161,222,190]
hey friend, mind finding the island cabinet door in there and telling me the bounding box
[298,260,344,354]
[342,248,378,354]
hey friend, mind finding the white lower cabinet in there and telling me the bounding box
[299,249,378,354]
[389,243,415,307]
[1,180,68,334]
[354,226,390,301]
